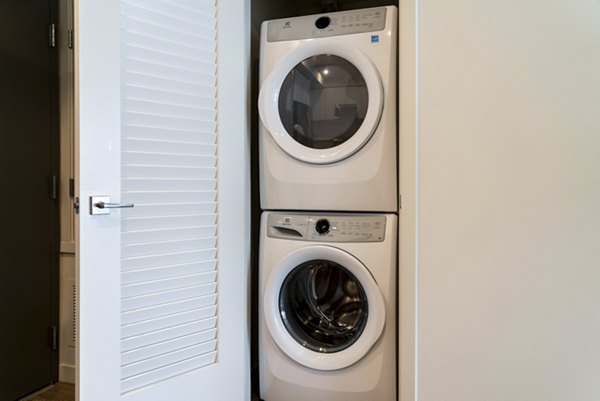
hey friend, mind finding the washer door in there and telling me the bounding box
[259,39,383,164]
[263,246,385,371]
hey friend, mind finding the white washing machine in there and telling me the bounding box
[259,211,397,401]
[258,7,397,212]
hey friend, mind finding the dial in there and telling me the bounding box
[315,16,331,30]
[315,219,330,235]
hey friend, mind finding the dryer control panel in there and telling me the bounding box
[267,213,386,242]
[266,7,387,42]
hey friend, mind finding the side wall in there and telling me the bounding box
[401,1,600,400]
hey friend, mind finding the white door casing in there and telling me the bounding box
[76,0,250,400]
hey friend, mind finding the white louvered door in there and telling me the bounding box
[76,0,250,400]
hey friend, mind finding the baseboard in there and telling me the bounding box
[59,363,75,384]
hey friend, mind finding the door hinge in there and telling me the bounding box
[68,29,74,49]
[49,23,56,48]
[74,197,80,214]
[50,175,58,200]
[50,325,57,351]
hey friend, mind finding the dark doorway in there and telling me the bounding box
[0,0,59,400]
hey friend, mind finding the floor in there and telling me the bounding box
[21,382,257,401]
[22,383,75,401]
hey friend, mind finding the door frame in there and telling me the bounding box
[49,0,61,384]
[398,1,417,401]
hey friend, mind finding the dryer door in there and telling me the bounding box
[263,245,385,371]
[259,39,383,164]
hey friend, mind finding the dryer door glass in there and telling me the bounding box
[279,259,369,353]
[278,55,368,150]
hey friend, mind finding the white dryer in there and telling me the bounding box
[259,211,397,401]
[258,7,397,212]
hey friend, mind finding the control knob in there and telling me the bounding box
[315,219,330,235]
[315,16,331,30]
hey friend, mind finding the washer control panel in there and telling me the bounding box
[266,7,387,42]
[267,213,386,242]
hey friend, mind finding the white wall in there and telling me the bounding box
[400,1,600,400]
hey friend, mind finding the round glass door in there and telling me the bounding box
[258,39,383,164]
[278,55,369,150]
[263,245,385,370]
[279,259,369,353]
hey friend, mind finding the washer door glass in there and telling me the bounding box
[279,259,368,353]
[278,54,368,150]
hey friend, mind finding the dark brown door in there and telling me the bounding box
[0,0,59,399]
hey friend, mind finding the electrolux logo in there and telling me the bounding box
[371,34,379,43]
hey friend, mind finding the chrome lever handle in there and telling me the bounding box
[95,201,134,209]
[90,196,134,215]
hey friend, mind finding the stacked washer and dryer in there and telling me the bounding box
[258,6,398,401]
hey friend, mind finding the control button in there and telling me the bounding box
[315,219,330,235]
[315,16,331,30]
